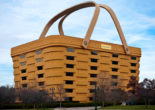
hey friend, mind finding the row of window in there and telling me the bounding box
[66,56,137,67]
[20,58,43,66]
[20,48,137,61]
[21,74,44,80]
[20,50,42,59]
[22,81,44,88]
[67,48,137,60]
[21,66,43,73]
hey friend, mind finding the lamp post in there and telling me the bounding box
[94,83,100,110]
[50,88,55,110]
[94,83,97,110]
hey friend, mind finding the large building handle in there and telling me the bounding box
[58,4,130,54]
[39,1,100,41]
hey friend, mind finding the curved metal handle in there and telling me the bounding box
[58,4,130,54]
[39,1,100,48]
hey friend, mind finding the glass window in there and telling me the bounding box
[131,70,136,73]
[67,48,74,52]
[66,56,74,60]
[36,58,42,62]
[90,81,96,85]
[90,89,95,93]
[91,58,98,62]
[90,66,97,70]
[65,97,73,101]
[90,74,97,78]
[38,82,44,86]
[66,72,74,76]
[66,64,74,68]
[38,74,44,78]
[20,54,25,59]
[65,80,73,84]
[111,75,118,79]
[91,51,98,55]
[65,89,73,93]
[131,63,136,66]
[131,56,136,60]
[36,50,42,55]
[112,54,118,57]
[21,69,26,73]
[111,82,117,86]
[112,68,118,72]
[20,62,26,66]
[89,97,93,101]
[22,77,27,80]
[22,84,27,88]
[37,66,43,70]
[112,61,118,65]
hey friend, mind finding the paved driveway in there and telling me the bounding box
[55,106,101,110]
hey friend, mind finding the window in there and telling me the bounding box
[90,66,97,70]
[131,63,136,66]
[89,97,93,101]
[67,48,74,52]
[65,89,73,93]
[66,72,74,76]
[131,56,136,60]
[66,64,74,68]
[22,76,27,80]
[91,51,98,55]
[65,80,73,84]
[37,66,43,70]
[90,74,97,78]
[36,50,42,55]
[91,58,98,62]
[112,61,118,65]
[38,82,44,86]
[90,89,95,93]
[20,62,26,66]
[90,81,96,85]
[66,97,73,101]
[36,58,42,62]
[20,54,25,58]
[21,69,26,73]
[131,70,136,73]
[66,56,74,60]
[22,84,27,88]
[112,68,118,72]
[111,75,118,79]
[112,54,118,57]
[38,74,44,78]
[111,82,117,86]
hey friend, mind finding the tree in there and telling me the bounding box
[56,84,66,109]
[18,88,49,109]
[127,76,139,104]
[109,89,127,105]
[96,71,110,107]
[0,86,16,104]
[137,78,155,108]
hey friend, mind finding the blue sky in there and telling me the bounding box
[0,0,155,86]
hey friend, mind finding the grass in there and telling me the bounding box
[99,105,155,110]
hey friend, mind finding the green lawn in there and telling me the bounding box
[99,105,155,110]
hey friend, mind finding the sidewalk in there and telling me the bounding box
[54,106,101,110]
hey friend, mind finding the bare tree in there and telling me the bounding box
[96,71,110,107]
[127,76,139,104]
[0,86,16,104]
[137,78,155,109]
[19,88,49,109]
[109,89,127,105]
[56,84,66,109]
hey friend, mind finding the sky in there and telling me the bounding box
[0,0,155,86]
